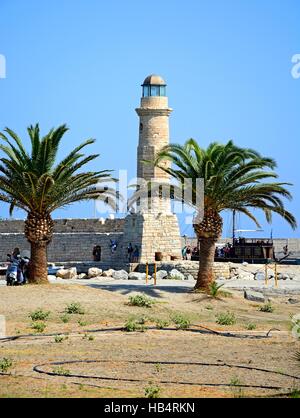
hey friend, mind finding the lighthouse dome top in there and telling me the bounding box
[142,74,167,97]
[142,74,166,86]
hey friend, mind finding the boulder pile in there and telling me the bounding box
[53,267,195,281]
[229,264,299,282]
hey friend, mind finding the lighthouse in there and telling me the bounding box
[136,75,172,214]
[123,75,182,263]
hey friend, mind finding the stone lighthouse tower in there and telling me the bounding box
[136,75,172,214]
[123,75,182,263]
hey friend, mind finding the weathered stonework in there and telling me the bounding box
[0,219,125,263]
[123,75,182,262]
[123,213,182,263]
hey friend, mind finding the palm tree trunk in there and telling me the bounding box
[195,238,217,290]
[28,242,48,284]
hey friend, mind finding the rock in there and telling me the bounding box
[112,270,129,280]
[244,290,265,303]
[230,267,239,278]
[77,273,88,280]
[169,269,185,281]
[288,298,299,305]
[128,272,146,281]
[48,266,62,275]
[47,275,57,281]
[255,272,265,281]
[240,274,256,281]
[255,269,274,281]
[56,268,77,280]
[94,275,111,281]
[88,268,103,278]
[155,270,168,280]
[229,266,256,281]
[102,269,115,277]
[185,274,195,281]
[277,273,290,281]
[235,269,256,281]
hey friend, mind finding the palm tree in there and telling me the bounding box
[0,124,115,284]
[152,139,297,290]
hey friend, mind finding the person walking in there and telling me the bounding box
[127,243,134,262]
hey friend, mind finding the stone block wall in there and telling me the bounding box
[0,219,125,262]
[123,213,182,263]
[47,232,124,262]
[0,218,125,234]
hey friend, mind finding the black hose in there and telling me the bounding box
[32,359,300,391]
[0,325,278,343]
[0,327,124,343]
[0,371,128,392]
[266,328,281,337]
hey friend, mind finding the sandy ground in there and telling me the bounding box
[0,282,300,398]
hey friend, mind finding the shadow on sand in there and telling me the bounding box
[86,283,194,298]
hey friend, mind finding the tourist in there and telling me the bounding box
[10,248,25,285]
[133,245,139,262]
[110,239,118,254]
[12,247,20,258]
[186,246,192,260]
[192,247,199,257]
[93,245,101,261]
[95,245,101,261]
[182,246,187,260]
[127,243,134,262]
[223,245,230,258]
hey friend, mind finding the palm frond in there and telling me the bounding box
[151,139,297,231]
[0,124,115,216]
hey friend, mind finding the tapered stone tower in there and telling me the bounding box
[123,75,182,263]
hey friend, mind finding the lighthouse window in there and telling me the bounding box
[143,84,166,97]
[150,85,160,96]
[143,85,150,97]
[160,86,166,96]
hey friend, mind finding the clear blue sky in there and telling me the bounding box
[0,0,299,238]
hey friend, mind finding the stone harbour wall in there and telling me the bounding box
[0,219,125,262]
[0,218,125,234]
